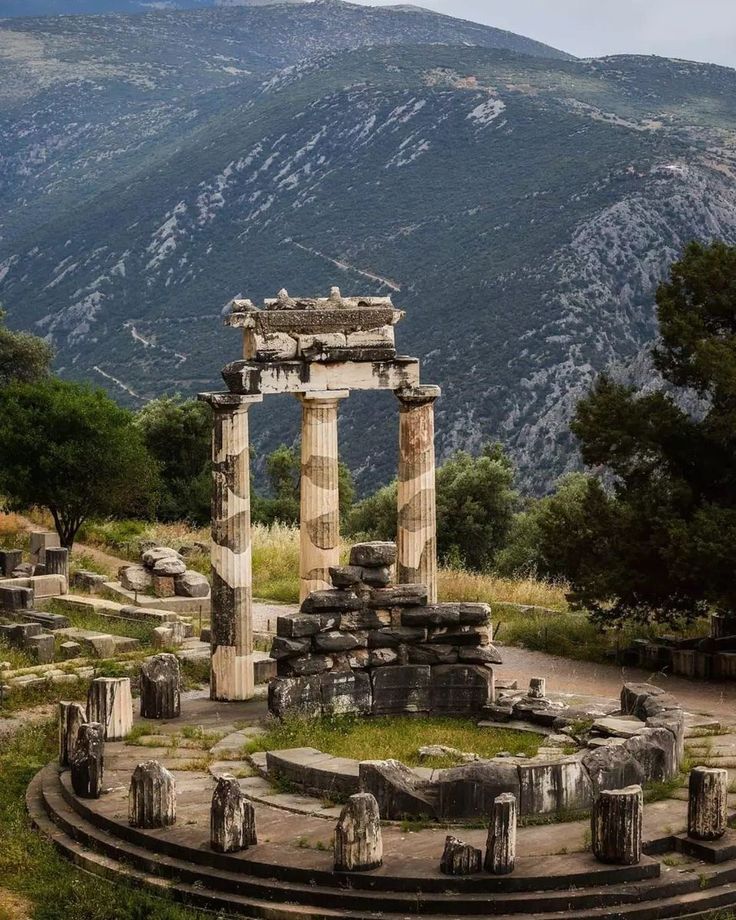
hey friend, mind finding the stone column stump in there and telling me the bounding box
[396,385,440,603]
[129,760,176,828]
[87,676,133,740]
[0,549,22,577]
[299,392,348,602]
[688,767,728,841]
[528,677,546,699]
[334,792,383,871]
[45,547,69,581]
[140,654,181,720]
[485,792,517,874]
[592,785,643,865]
[59,700,87,767]
[440,835,482,875]
[210,775,257,853]
[70,722,104,799]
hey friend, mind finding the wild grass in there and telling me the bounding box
[0,719,207,919]
[243,714,543,765]
[438,568,569,611]
[0,640,34,672]
[43,599,158,645]
[0,512,28,552]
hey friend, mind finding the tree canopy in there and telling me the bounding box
[565,241,736,624]
[0,306,53,387]
[0,378,158,548]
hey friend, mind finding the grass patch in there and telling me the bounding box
[180,657,210,690]
[0,512,28,552]
[439,569,569,610]
[0,640,34,671]
[0,719,208,919]
[243,714,543,764]
[0,676,90,716]
[42,599,158,645]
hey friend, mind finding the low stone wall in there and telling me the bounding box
[259,682,685,821]
[268,543,499,720]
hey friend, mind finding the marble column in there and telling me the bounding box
[199,392,262,701]
[396,385,440,602]
[298,391,348,602]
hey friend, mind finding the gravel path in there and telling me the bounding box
[498,644,736,721]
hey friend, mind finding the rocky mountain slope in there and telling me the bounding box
[1,4,735,493]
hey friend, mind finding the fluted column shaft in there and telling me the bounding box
[396,385,440,602]
[299,391,348,602]
[200,392,262,701]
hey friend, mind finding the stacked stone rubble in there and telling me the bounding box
[269,542,499,719]
[119,545,210,601]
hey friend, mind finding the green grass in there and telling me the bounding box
[243,714,543,765]
[0,676,91,716]
[0,640,34,672]
[0,719,208,919]
[42,599,159,646]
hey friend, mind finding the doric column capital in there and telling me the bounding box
[395,384,441,408]
[297,390,349,408]
[198,392,263,412]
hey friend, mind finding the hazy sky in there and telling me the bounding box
[353,1,736,69]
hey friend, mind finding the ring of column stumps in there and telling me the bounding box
[199,287,441,701]
[54,671,725,878]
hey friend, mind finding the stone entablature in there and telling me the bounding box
[268,542,498,720]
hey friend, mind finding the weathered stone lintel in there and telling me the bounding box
[222,358,420,396]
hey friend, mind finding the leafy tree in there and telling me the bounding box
[253,444,355,526]
[135,397,212,524]
[435,443,517,570]
[0,379,158,548]
[0,306,53,387]
[346,443,518,571]
[567,241,736,624]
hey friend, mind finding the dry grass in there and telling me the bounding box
[438,567,569,611]
[0,512,28,551]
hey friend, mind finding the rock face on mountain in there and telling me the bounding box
[1,3,735,492]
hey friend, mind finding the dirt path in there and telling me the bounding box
[499,644,736,721]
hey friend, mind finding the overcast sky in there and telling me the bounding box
[353,1,736,69]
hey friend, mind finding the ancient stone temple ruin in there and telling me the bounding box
[200,288,441,701]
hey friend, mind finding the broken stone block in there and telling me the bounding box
[426,627,488,646]
[153,574,176,598]
[334,792,383,872]
[581,745,645,793]
[340,609,392,630]
[647,709,686,763]
[457,646,503,665]
[173,570,210,597]
[119,564,153,593]
[440,835,482,875]
[407,644,458,665]
[70,570,107,593]
[458,603,491,626]
[519,758,592,814]
[71,722,104,799]
[129,760,176,828]
[276,612,340,638]
[359,759,437,820]
[153,556,187,577]
[401,605,461,627]
[321,670,371,716]
[0,549,22,576]
[485,792,517,875]
[688,767,728,841]
[368,585,427,608]
[87,676,133,741]
[60,640,82,660]
[11,563,33,577]
[278,654,333,677]
[142,546,183,569]
[620,683,666,719]
[26,633,55,664]
[59,700,87,767]
[270,636,312,660]
[140,654,181,720]
[371,665,430,715]
[29,530,60,564]
[211,775,257,852]
[622,727,678,782]
[45,547,69,580]
[436,762,520,822]
[367,626,426,648]
[349,542,397,568]
[24,610,70,630]
[0,585,33,611]
[5,621,41,645]
[358,566,390,588]
[301,590,363,614]
[329,566,364,589]
[592,716,647,739]
[430,664,493,716]
[592,785,643,865]
[528,677,546,699]
[268,675,322,718]
[314,630,368,653]
[367,647,399,667]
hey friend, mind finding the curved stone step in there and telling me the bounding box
[28,764,736,920]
